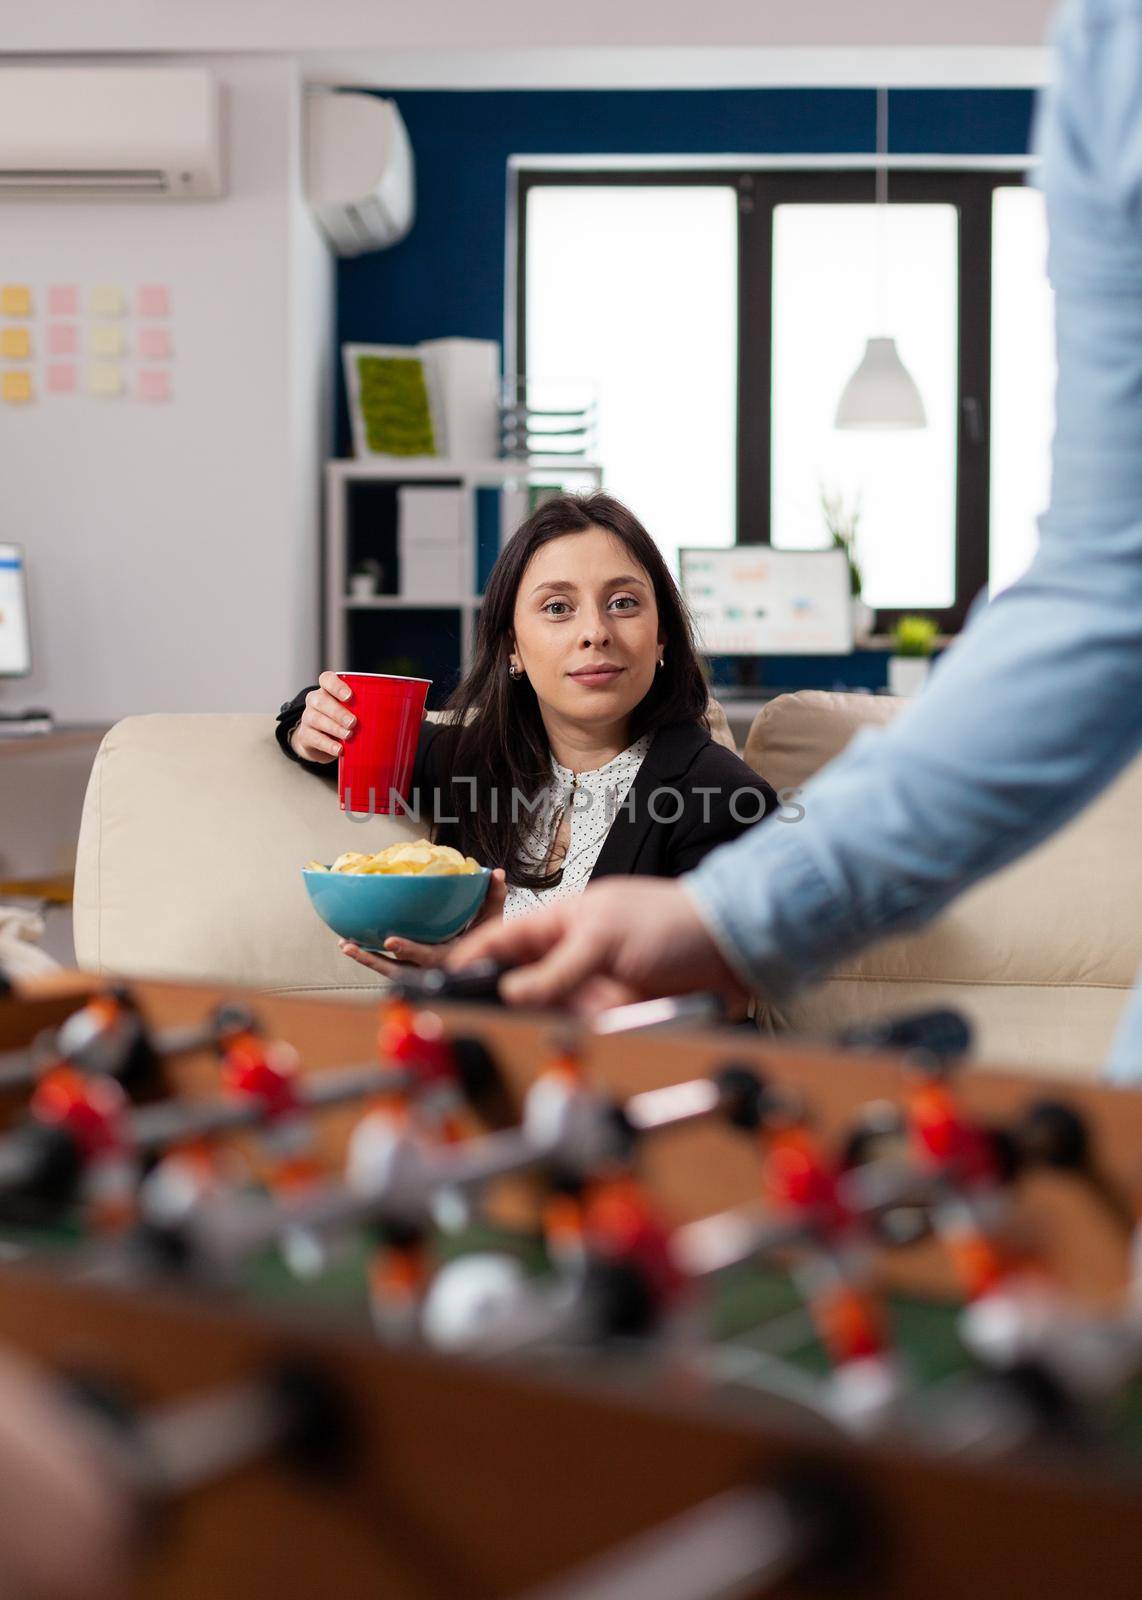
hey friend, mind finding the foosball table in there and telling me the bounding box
[1,968,1142,1600]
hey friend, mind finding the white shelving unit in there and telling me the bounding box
[324,457,603,677]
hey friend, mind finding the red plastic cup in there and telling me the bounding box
[337,673,431,816]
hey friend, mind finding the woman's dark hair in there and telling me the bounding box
[441,491,709,887]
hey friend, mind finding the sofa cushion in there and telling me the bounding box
[742,692,1142,1077]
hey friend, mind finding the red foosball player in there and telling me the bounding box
[219,1030,327,1273]
[32,988,164,1104]
[902,1070,1020,1303]
[753,1097,900,1431]
[379,999,468,1141]
[27,1066,137,1233]
[580,1173,685,1333]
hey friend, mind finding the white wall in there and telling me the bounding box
[2,0,1059,51]
[0,56,333,721]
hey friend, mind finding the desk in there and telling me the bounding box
[0,725,110,901]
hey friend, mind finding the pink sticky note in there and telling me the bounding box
[137,285,171,318]
[138,368,171,402]
[139,326,172,360]
[46,364,77,395]
[48,285,78,316]
[47,324,78,356]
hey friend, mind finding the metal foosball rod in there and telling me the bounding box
[0,990,262,1100]
[0,1059,425,1220]
[0,987,510,1224]
[387,964,730,1034]
[96,1360,352,1499]
[514,1487,806,1600]
[132,1056,781,1280]
[511,1471,865,1600]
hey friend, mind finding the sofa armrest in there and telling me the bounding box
[73,714,421,995]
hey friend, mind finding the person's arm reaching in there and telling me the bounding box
[448,0,1142,1048]
[683,0,1142,999]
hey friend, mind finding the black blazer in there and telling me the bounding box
[275,689,777,881]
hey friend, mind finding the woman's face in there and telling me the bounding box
[509,527,664,732]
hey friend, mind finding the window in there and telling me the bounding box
[517,166,1047,631]
[990,183,1054,595]
[522,182,738,579]
[770,202,959,611]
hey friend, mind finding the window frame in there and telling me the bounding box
[515,164,1029,635]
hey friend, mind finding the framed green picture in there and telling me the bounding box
[342,343,446,460]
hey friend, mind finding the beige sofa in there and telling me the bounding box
[73,693,1142,1078]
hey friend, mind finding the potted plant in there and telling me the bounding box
[888,615,938,696]
[349,558,384,599]
[820,486,872,642]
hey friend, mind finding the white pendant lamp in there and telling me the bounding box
[834,89,927,432]
[835,336,927,429]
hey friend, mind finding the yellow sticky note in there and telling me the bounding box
[86,362,123,397]
[0,327,31,359]
[89,325,125,358]
[0,285,32,317]
[2,370,33,404]
[89,285,125,318]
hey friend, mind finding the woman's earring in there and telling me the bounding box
[657,656,664,671]
[508,662,522,680]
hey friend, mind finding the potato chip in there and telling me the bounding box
[310,839,483,877]
[304,860,329,872]
[330,851,372,874]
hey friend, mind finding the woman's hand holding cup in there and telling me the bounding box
[289,671,357,764]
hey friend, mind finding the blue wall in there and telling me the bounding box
[335,86,1036,450]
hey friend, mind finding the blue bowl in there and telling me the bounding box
[302,865,492,950]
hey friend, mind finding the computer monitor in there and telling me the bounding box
[679,545,853,656]
[0,544,31,677]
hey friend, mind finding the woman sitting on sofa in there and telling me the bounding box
[276,491,777,970]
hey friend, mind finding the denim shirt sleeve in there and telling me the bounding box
[685,0,1142,1029]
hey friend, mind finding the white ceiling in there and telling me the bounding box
[0,0,1059,75]
[305,47,1053,90]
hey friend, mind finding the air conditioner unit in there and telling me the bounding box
[305,93,414,257]
[0,67,223,199]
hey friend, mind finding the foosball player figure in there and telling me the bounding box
[575,1172,686,1341]
[525,1033,593,1272]
[34,989,261,1106]
[528,1036,687,1340]
[28,987,166,1105]
[1006,1098,1137,1238]
[377,995,503,1139]
[137,1135,246,1234]
[343,1059,441,1338]
[738,1079,900,1428]
[902,1064,1028,1304]
[219,1028,325,1209]
[25,1065,136,1233]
